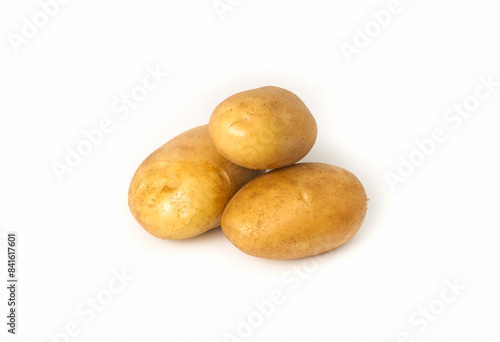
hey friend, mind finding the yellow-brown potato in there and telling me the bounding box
[221,163,367,259]
[128,125,262,240]
[209,86,317,170]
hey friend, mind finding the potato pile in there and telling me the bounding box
[128,86,367,259]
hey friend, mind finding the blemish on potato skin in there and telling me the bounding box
[161,185,173,193]
[299,191,311,204]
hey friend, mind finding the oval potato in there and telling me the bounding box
[221,163,367,259]
[128,125,262,240]
[209,86,317,170]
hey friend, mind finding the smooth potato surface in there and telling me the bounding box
[221,163,367,259]
[209,86,317,170]
[128,125,262,240]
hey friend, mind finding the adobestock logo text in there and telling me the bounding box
[51,64,168,182]
[7,0,72,54]
[223,255,328,342]
[213,0,244,21]
[340,0,405,63]
[384,277,467,342]
[48,268,134,342]
[385,74,499,192]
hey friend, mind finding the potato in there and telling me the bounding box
[128,125,262,240]
[209,86,317,170]
[221,163,367,259]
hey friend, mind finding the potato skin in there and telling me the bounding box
[128,125,262,240]
[221,163,367,259]
[209,86,317,170]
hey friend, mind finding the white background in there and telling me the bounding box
[1,0,500,341]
